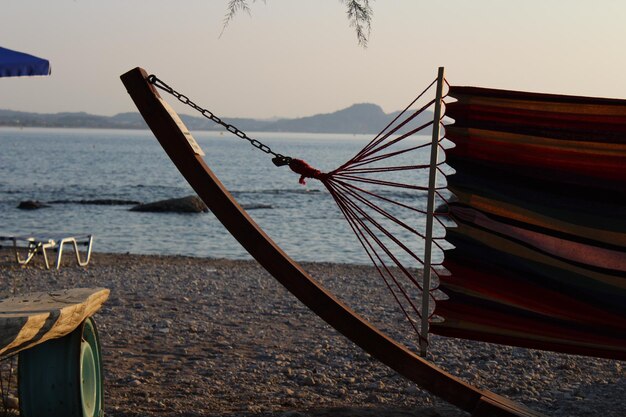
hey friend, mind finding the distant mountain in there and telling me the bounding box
[0,103,433,135]
[0,109,118,129]
[265,103,403,134]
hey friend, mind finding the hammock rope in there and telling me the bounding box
[329,187,425,342]
[293,82,450,349]
[148,74,449,351]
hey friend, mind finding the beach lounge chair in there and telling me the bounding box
[0,234,93,269]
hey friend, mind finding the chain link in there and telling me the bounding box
[147,74,292,166]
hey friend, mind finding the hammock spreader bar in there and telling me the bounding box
[420,66,446,356]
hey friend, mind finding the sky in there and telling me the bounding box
[2,1,626,119]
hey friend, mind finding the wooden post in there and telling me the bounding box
[420,67,445,357]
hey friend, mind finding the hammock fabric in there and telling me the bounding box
[431,86,626,360]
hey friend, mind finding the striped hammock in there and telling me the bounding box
[432,86,626,360]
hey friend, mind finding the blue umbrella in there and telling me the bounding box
[0,46,51,78]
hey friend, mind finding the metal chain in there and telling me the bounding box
[147,74,292,167]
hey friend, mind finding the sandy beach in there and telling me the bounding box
[0,250,623,417]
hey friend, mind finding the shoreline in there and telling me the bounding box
[1,251,624,416]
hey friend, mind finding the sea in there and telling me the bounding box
[0,127,447,265]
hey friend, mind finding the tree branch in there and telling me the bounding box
[220,0,373,47]
[341,0,373,47]
[220,0,264,38]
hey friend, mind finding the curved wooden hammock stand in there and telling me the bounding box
[121,67,545,417]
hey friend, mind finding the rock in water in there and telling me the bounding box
[17,200,50,210]
[130,195,208,213]
[48,199,141,205]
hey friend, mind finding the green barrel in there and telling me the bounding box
[18,317,104,417]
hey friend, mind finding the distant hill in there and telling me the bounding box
[0,103,433,135]
[264,103,403,134]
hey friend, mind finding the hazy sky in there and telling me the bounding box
[2,1,626,119]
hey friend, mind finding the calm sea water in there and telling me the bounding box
[0,127,446,264]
